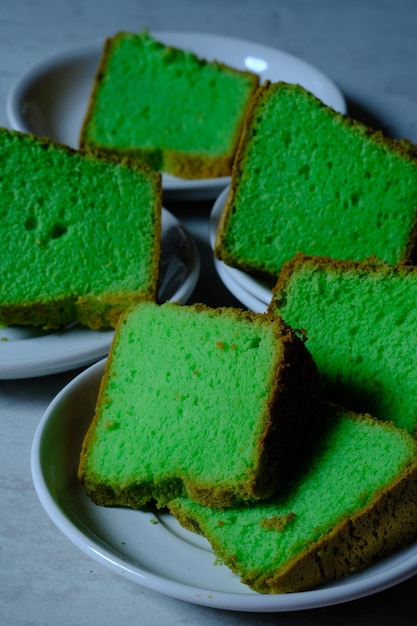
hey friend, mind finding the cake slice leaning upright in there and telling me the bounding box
[268,253,417,435]
[215,81,417,285]
[78,301,321,510]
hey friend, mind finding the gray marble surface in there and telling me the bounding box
[2,1,417,624]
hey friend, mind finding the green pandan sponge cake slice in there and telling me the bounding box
[169,404,417,593]
[78,301,321,509]
[80,31,259,178]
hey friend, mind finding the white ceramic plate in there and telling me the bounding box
[31,358,417,612]
[7,32,346,200]
[0,209,199,379]
[209,187,271,311]
[212,256,268,313]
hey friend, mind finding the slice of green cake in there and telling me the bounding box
[78,301,321,509]
[269,253,417,434]
[215,81,417,284]
[169,404,417,593]
[80,31,259,179]
[0,128,161,330]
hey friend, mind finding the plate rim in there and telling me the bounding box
[31,357,417,613]
[0,208,200,379]
[209,186,273,306]
[6,31,346,198]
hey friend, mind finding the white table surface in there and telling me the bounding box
[2,1,417,624]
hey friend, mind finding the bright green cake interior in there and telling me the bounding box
[85,303,279,488]
[273,263,417,433]
[222,83,417,278]
[170,407,417,578]
[83,32,256,156]
[0,131,158,303]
